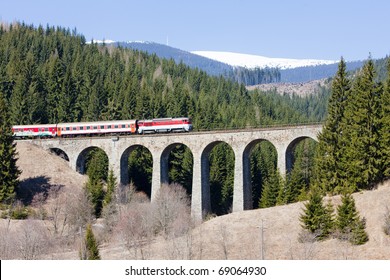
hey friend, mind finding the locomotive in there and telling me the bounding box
[12,117,193,138]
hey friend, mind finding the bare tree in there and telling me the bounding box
[15,220,51,259]
[152,183,191,239]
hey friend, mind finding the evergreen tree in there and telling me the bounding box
[314,58,350,193]
[0,93,21,204]
[81,224,101,260]
[299,187,334,240]
[342,59,383,190]
[259,169,283,208]
[380,59,390,178]
[85,149,108,217]
[103,169,117,207]
[336,192,368,245]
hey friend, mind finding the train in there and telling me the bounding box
[12,117,193,138]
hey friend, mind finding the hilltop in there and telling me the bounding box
[2,142,389,260]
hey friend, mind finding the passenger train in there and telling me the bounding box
[12,117,193,138]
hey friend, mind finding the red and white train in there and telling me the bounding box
[12,117,193,138]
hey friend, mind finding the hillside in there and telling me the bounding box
[2,142,389,260]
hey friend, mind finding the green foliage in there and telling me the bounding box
[315,57,390,194]
[168,145,193,195]
[0,93,20,204]
[103,169,117,207]
[81,224,101,260]
[85,148,108,217]
[209,143,234,215]
[299,187,334,240]
[128,146,152,197]
[336,192,368,245]
[259,169,284,208]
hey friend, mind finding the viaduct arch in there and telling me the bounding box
[25,124,321,220]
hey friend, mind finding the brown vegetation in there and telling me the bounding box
[1,142,389,259]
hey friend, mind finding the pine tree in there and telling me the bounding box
[0,93,21,204]
[336,192,368,245]
[299,186,334,240]
[314,58,350,193]
[81,224,101,260]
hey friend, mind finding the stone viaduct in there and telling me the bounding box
[25,124,322,220]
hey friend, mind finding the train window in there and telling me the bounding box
[87,126,90,130]
[80,127,84,130]
[73,127,77,131]
[45,128,48,131]
[100,125,104,129]
[66,127,70,131]
[122,124,125,128]
[115,125,118,128]
[93,126,97,129]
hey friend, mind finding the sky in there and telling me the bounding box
[1,0,390,61]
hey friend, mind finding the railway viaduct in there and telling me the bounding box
[25,124,322,220]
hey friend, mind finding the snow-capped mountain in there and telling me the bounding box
[191,51,338,70]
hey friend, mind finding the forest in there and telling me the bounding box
[1,22,389,217]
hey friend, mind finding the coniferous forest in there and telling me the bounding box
[1,22,389,217]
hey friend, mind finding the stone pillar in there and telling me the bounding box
[276,143,287,178]
[191,149,211,220]
[232,145,252,212]
[150,149,162,202]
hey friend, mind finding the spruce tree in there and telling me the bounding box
[81,224,101,260]
[380,59,390,179]
[299,186,334,240]
[103,169,117,207]
[314,58,350,193]
[0,93,21,204]
[259,169,283,208]
[336,192,368,245]
[343,59,383,190]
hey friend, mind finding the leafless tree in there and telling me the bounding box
[15,220,51,259]
[152,183,191,239]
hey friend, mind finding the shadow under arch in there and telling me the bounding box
[243,138,278,209]
[285,136,318,174]
[120,145,153,197]
[76,146,108,175]
[160,143,194,196]
[201,140,235,216]
[49,148,69,162]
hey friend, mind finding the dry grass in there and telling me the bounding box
[4,142,390,259]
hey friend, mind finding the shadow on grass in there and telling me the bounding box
[17,176,64,205]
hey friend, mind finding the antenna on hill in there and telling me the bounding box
[166,35,169,46]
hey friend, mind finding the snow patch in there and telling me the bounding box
[191,51,338,69]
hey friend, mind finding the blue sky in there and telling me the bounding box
[1,0,389,60]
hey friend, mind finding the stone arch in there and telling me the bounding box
[120,145,153,197]
[160,143,194,196]
[201,141,235,216]
[49,148,69,162]
[76,146,109,175]
[243,139,278,209]
[285,136,318,174]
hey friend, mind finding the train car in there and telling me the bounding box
[57,119,137,137]
[137,117,192,134]
[12,124,58,138]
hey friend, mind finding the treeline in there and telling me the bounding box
[0,22,325,128]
